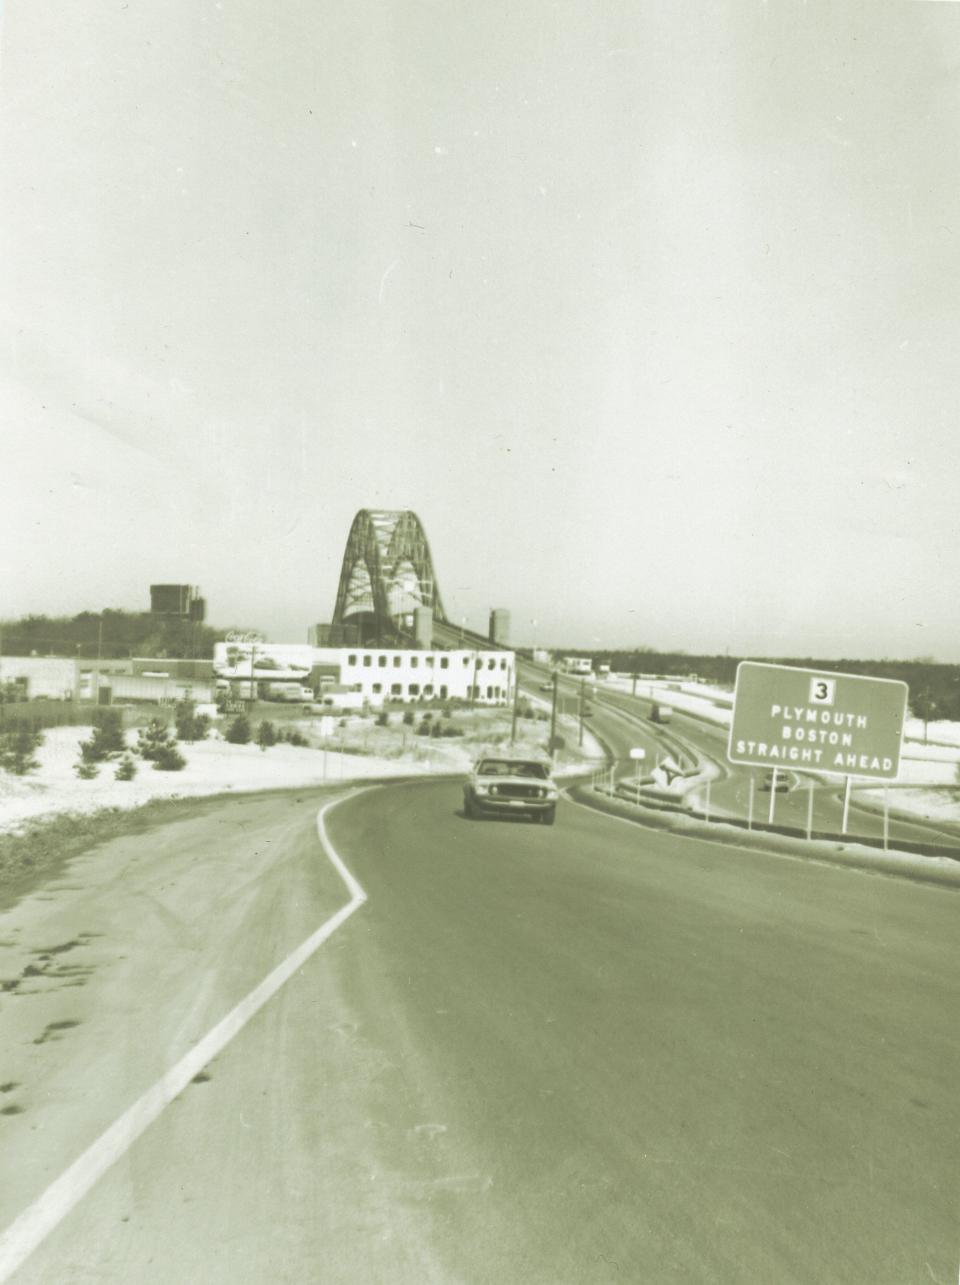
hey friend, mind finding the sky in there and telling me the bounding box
[2,1,960,659]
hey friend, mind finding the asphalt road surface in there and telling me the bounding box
[0,783,957,1283]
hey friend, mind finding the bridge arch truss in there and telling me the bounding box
[331,509,447,643]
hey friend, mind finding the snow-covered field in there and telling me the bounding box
[0,716,605,835]
[0,727,413,833]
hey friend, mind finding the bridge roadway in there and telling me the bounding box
[0,784,956,1283]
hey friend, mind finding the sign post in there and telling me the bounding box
[841,776,852,836]
[767,768,778,825]
[883,787,889,851]
[630,747,646,792]
[747,777,755,831]
[806,780,815,842]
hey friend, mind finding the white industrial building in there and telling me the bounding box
[212,642,515,706]
[0,657,212,705]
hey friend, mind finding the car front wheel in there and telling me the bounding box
[540,806,556,826]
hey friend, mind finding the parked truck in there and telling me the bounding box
[263,682,314,702]
[649,702,673,724]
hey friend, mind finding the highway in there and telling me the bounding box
[0,783,956,1283]
[519,660,960,851]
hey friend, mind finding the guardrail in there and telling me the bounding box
[578,780,960,860]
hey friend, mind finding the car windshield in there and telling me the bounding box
[476,759,549,779]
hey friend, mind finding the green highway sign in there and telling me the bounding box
[728,662,908,780]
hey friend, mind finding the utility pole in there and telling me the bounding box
[578,676,585,747]
[510,667,521,745]
[549,671,559,760]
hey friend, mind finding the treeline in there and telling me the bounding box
[574,649,960,723]
[0,610,227,660]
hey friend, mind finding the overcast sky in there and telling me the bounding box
[2,1,959,659]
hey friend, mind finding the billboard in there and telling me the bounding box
[728,662,907,780]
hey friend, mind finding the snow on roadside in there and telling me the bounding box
[0,727,433,834]
[0,719,605,835]
[857,785,960,823]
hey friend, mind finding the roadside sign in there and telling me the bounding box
[629,747,646,760]
[728,662,907,780]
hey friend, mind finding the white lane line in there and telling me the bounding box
[0,788,371,1283]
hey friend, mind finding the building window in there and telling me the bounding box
[411,656,418,669]
[347,654,357,666]
[372,683,382,694]
[500,659,507,669]
[487,658,495,670]
[378,655,387,667]
[408,683,420,697]
[440,684,448,698]
[425,656,434,667]
[463,656,470,667]
[391,682,402,696]
[440,657,449,670]
[393,656,401,668]
[363,655,372,667]
[423,684,434,697]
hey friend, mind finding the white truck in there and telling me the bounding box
[264,683,314,703]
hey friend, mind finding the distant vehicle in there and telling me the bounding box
[463,757,558,825]
[263,682,313,703]
[649,702,673,724]
[582,703,594,717]
[559,656,593,676]
[539,681,554,692]
[760,770,790,793]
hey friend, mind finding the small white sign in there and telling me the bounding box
[808,676,836,706]
[629,747,646,760]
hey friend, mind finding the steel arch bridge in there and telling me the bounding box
[331,510,447,643]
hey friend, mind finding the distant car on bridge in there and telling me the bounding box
[463,757,558,825]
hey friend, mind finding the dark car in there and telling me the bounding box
[760,770,790,792]
[463,757,559,824]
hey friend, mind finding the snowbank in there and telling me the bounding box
[0,727,437,834]
[0,719,605,835]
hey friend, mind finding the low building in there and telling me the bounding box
[0,656,79,700]
[212,642,515,705]
[0,655,210,705]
